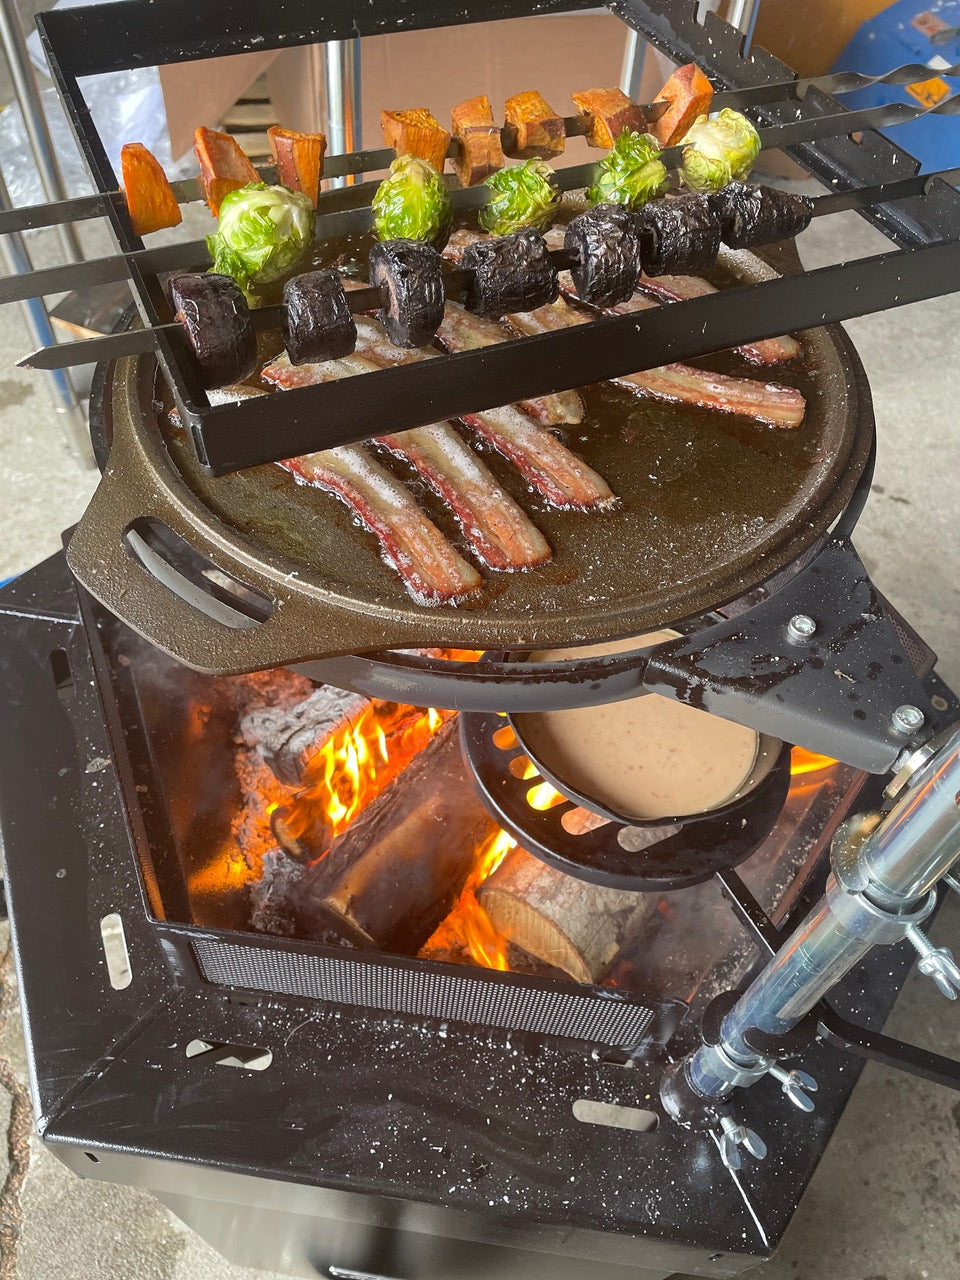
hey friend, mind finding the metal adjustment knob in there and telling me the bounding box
[767,1064,818,1113]
[717,1113,767,1172]
[905,923,960,1000]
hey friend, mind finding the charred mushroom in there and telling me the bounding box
[709,183,814,249]
[460,228,558,320]
[368,238,445,347]
[636,193,720,277]
[564,204,641,307]
[169,272,256,389]
[282,270,358,365]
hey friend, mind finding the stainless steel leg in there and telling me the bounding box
[725,0,761,55]
[675,723,960,1105]
[619,28,646,101]
[0,0,81,262]
[323,38,362,187]
[0,168,92,464]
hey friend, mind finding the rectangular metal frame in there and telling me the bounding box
[36,0,960,476]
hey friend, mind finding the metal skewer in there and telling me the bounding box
[3,56,957,240]
[16,158,960,376]
[8,134,960,337]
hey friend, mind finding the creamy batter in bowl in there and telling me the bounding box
[512,632,783,825]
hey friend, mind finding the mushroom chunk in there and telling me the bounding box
[564,204,641,307]
[169,272,256,389]
[636,193,720,278]
[282,270,358,365]
[460,228,559,320]
[710,183,814,249]
[368,239,445,348]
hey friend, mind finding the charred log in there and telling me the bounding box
[240,684,369,787]
[294,720,493,951]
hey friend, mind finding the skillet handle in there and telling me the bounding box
[66,431,396,674]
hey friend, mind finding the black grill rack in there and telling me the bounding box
[34,0,960,476]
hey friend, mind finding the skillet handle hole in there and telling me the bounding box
[123,516,274,629]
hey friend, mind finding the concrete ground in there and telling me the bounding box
[0,20,959,1276]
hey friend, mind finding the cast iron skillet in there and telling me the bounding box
[67,247,875,675]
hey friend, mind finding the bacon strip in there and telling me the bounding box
[349,318,615,510]
[436,303,585,427]
[251,365,481,603]
[282,446,482,604]
[495,228,802,371]
[636,274,801,364]
[264,351,551,571]
[509,298,806,429]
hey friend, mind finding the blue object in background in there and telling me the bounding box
[832,0,960,174]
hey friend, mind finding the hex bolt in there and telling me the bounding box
[768,1064,818,1113]
[785,614,817,644]
[905,923,960,1000]
[891,704,925,736]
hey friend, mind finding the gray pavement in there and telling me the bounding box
[0,86,958,1280]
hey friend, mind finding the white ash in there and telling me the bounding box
[247,848,303,936]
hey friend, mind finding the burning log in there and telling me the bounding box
[477,846,657,983]
[240,684,370,786]
[294,720,493,951]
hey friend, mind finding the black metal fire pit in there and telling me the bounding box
[3,553,958,1280]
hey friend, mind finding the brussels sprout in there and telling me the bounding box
[478,158,560,235]
[678,108,761,192]
[206,182,314,298]
[372,154,452,247]
[586,129,669,210]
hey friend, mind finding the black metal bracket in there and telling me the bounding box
[715,867,960,1094]
[643,537,944,773]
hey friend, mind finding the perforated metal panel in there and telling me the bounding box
[192,938,662,1049]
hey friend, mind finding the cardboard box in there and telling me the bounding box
[753,0,898,76]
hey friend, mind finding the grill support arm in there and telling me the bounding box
[667,723,960,1108]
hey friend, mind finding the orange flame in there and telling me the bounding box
[526,781,566,811]
[282,702,449,853]
[791,747,836,776]
[459,827,516,971]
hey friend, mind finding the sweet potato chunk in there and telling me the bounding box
[503,90,565,159]
[570,87,647,149]
[268,126,326,207]
[450,95,505,186]
[381,107,451,172]
[649,64,714,147]
[120,143,182,237]
[193,126,259,216]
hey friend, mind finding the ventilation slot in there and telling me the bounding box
[99,913,132,990]
[572,1099,659,1132]
[185,1039,273,1071]
[49,647,74,701]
